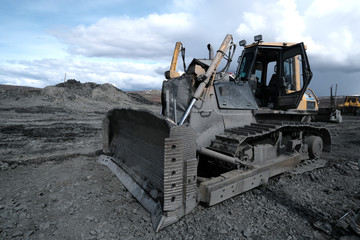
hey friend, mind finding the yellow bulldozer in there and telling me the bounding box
[339,95,360,115]
[99,34,331,231]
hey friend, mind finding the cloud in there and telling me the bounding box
[303,0,360,68]
[2,0,360,95]
[235,0,307,43]
[234,0,360,74]
[0,58,166,90]
[51,13,195,59]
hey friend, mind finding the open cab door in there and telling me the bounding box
[276,43,312,109]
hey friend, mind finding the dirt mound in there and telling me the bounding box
[51,79,159,105]
[1,80,160,113]
[56,79,89,88]
[54,80,124,99]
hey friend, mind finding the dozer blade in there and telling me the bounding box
[100,108,198,232]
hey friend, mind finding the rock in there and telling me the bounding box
[39,221,51,231]
[337,219,349,230]
[350,213,360,235]
[94,227,102,234]
[305,192,313,200]
[10,164,18,169]
[128,215,137,223]
[52,229,59,236]
[4,222,15,229]
[243,227,252,238]
[24,230,34,238]
[86,215,95,221]
[323,189,331,194]
[313,221,332,235]
[0,161,9,170]
[253,189,262,195]
[313,230,327,240]
[225,221,232,227]
[97,232,105,238]
[40,203,47,208]
[1,231,8,238]
[259,184,268,193]
[69,208,75,215]
[14,205,24,212]
[334,163,341,169]
[125,192,133,199]
[89,230,97,236]
[12,230,23,237]
[115,206,123,215]
[142,216,150,222]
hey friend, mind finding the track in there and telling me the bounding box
[209,121,331,161]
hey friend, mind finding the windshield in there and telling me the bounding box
[347,97,357,102]
[236,51,255,80]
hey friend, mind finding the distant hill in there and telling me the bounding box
[0,84,41,90]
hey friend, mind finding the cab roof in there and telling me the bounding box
[245,42,307,50]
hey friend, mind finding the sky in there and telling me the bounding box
[0,0,360,96]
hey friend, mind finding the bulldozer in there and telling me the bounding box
[99,34,331,231]
[339,95,360,115]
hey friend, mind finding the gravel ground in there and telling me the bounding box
[0,81,359,240]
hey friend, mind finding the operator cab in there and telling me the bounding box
[235,35,312,110]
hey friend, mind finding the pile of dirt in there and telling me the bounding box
[53,79,159,106]
[0,80,160,114]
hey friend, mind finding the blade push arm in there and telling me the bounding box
[178,34,233,125]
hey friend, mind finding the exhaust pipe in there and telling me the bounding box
[207,44,214,60]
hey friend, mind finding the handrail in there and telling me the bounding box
[306,88,319,105]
